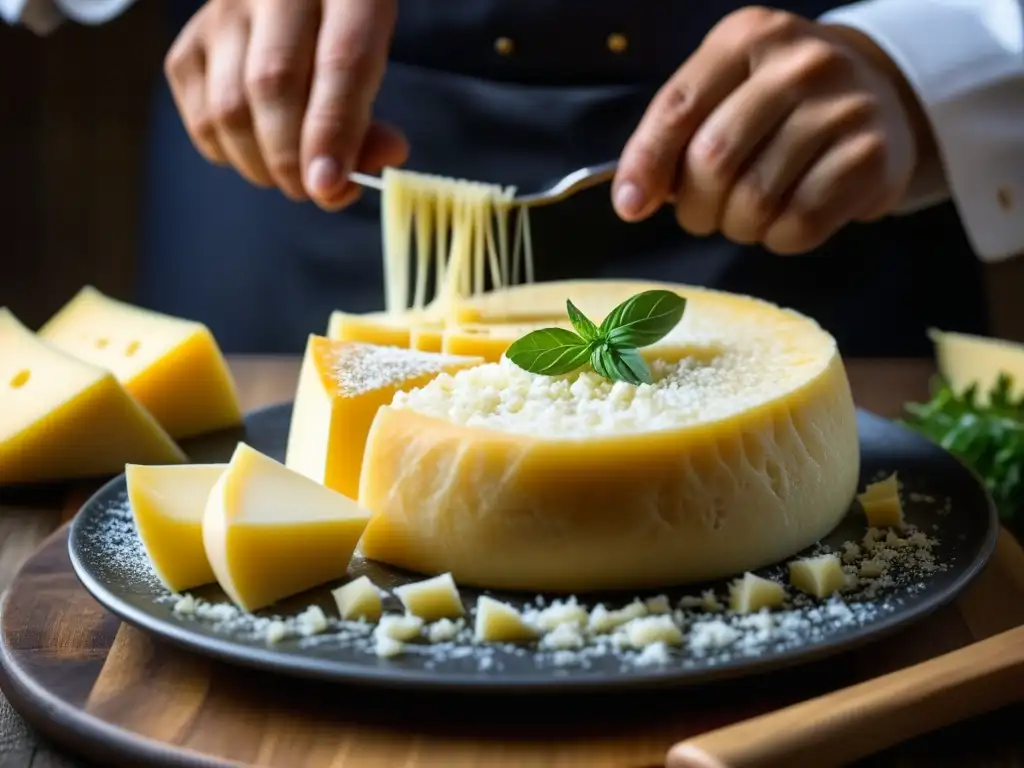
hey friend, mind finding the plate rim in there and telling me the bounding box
[68,404,1001,694]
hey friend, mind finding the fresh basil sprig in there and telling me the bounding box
[505,289,687,385]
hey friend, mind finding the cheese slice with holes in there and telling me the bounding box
[929,328,1024,402]
[126,463,225,592]
[357,281,860,592]
[284,336,482,499]
[203,443,372,612]
[0,308,186,484]
[38,286,241,440]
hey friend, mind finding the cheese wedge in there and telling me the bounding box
[284,336,482,498]
[929,328,1024,402]
[474,596,539,643]
[729,573,787,614]
[0,308,185,484]
[357,281,860,592]
[332,576,383,622]
[39,286,242,440]
[327,310,411,347]
[857,472,905,528]
[788,554,846,599]
[203,443,372,612]
[126,463,225,592]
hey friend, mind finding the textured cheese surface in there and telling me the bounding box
[284,336,482,498]
[930,328,1024,401]
[392,573,465,621]
[0,308,185,484]
[39,286,242,439]
[203,443,372,612]
[332,576,383,622]
[788,554,845,599]
[126,463,225,592]
[357,281,860,592]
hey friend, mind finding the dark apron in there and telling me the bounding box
[139,0,988,356]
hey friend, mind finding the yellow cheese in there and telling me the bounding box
[409,323,444,352]
[787,553,845,599]
[203,442,372,612]
[39,286,241,440]
[729,572,786,614]
[357,281,860,592]
[473,596,539,643]
[125,463,225,592]
[327,310,412,348]
[857,472,905,528]
[284,336,482,499]
[930,328,1024,401]
[0,308,186,484]
[331,576,383,622]
[622,615,684,648]
[392,573,465,621]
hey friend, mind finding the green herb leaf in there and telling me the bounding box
[505,327,592,376]
[600,290,687,348]
[590,343,616,381]
[615,347,653,385]
[566,299,600,342]
[902,373,1024,521]
[588,343,653,386]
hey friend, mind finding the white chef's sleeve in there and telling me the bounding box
[1,0,136,35]
[821,0,1024,262]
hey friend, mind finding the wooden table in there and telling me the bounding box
[0,356,1022,768]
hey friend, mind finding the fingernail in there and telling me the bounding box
[614,181,646,218]
[306,156,343,195]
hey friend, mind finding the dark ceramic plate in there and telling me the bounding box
[68,404,998,693]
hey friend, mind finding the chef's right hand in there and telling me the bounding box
[165,0,409,210]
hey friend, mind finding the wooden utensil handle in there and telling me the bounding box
[666,624,1024,768]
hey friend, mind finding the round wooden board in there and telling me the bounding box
[3,527,1023,768]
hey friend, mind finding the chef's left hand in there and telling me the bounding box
[613,6,935,254]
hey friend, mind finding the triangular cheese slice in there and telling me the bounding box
[126,463,226,592]
[203,443,372,611]
[39,286,242,440]
[285,336,482,498]
[929,328,1024,402]
[0,307,186,484]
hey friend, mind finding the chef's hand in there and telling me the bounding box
[613,7,936,254]
[165,0,408,210]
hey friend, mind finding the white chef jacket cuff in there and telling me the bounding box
[2,0,134,33]
[822,0,1024,263]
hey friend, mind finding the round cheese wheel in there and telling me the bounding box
[357,281,860,592]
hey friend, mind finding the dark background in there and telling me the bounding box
[2,1,1022,342]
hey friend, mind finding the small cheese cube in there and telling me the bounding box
[473,596,539,643]
[622,615,684,649]
[332,576,383,622]
[375,614,424,641]
[126,463,226,592]
[393,572,465,622]
[787,554,846,599]
[0,308,186,484]
[729,572,786,614]
[39,286,241,440]
[857,473,905,528]
[284,336,481,499]
[588,600,648,634]
[202,443,372,612]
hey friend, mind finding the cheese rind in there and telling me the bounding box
[357,282,860,592]
[0,308,186,484]
[126,463,225,592]
[39,286,242,439]
[284,336,482,499]
[203,443,372,612]
[392,573,465,621]
[787,554,846,599]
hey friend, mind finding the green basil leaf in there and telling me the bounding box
[590,343,615,381]
[601,290,687,348]
[566,299,600,342]
[615,347,653,385]
[505,327,592,376]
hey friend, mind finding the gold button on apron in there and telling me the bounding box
[494,36,514,55]
[607,33,628,54]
